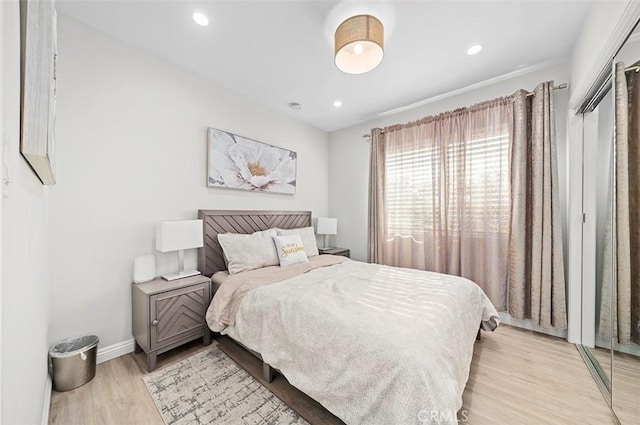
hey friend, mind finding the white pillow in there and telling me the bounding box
[217,229,279,275]
[273,234,309,267]
[276,226,319,257]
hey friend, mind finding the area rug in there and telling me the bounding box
[143,344,308,425]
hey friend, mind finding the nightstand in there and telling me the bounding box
[132,275,211,372]
[318,247,350,258]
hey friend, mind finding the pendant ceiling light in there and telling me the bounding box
[334,14,384,75]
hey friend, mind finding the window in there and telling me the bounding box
[385,128,510,238]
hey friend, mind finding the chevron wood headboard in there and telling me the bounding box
[197,209,312,276]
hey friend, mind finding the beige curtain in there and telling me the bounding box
[368,82,567,325]
[368,128,386,263]
[627,64,640,345]
[508,82,567,329]
[599,166,615,343]
[370,98,513,310]
[627,63,640,345]
[599,62,640,344]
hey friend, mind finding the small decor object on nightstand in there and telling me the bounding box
[133,254,156,284]
[156,220,203,281]
[319,247,350,258]
[316,217,337,249]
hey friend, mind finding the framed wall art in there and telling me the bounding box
[20,0,57,185]
[207,128,297,195]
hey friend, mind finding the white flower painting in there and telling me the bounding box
[207,128,297,195]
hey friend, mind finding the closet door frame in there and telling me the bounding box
[581,108,602,349]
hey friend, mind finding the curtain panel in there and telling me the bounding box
[599,62,640,344]
[368,128,386,263]
[368,82,567,328]
[370,98,513,310]
[508,83,567,329]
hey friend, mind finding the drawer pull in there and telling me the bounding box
[151,319,158,326]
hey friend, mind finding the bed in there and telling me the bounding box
[198,209,499,425]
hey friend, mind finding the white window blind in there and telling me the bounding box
[385,131,510,236]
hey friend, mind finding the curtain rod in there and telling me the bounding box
[525,82,567,98]
[361,82,568,139]
[626,65,640,73]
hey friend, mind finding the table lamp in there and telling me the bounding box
[316,217,337,250]
[156,219,203,281]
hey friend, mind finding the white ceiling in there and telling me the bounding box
[56,1,592,132]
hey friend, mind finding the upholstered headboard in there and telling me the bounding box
[197,209,312,277]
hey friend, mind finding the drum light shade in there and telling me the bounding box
[334,14,384,75]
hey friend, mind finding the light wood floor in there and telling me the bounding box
[49,325,618,425]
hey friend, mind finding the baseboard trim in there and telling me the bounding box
[41,375,52,425]
[594,335,640,357]
[97,338,135,364]
[498,312,568,339]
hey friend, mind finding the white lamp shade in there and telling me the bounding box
[156,220,203,252]
[316,217,338,235]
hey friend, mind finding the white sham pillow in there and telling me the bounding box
[273,234,309,267]
[217,228,279,275]
[276,226,319,257]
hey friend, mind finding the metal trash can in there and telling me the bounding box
[49,335,99,392]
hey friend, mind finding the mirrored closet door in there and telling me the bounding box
[609,38,640,425]
[580,23,640,425]
[582,84,614,391]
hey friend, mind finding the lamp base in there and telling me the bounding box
[322,234,335,250]
[161,270,201,281]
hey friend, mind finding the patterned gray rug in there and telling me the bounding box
[143,344,308,425]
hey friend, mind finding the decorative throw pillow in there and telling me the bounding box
[217,228,279,275]
[276,226,319,257]
[273,234,309,267]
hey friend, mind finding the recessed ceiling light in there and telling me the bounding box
[333,100,343,108]
[467,44,482,55]
[192,12,209,26]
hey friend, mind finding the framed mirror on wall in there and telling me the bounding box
[579,21,640,425]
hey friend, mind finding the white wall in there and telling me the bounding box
[329,64,570,264]
[50,15,330,349]
[1,1,51,424]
